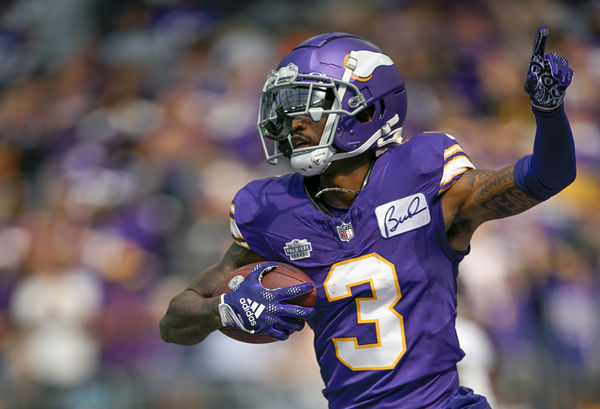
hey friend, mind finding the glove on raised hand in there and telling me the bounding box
[218,262,315,341]
[524,26,573,111]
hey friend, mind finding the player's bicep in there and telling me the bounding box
[187,242,265,298]
[449,166,540,227]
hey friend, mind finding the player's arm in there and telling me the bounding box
[160,242,315,345]
[442,167,538,250]
[442,27,575,251]
[159,242,264,345]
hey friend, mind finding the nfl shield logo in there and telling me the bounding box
[337,222,355,242]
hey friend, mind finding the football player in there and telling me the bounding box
[160,28,574,408]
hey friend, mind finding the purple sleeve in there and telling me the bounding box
[513,104,576,201]
[228,177,290,259]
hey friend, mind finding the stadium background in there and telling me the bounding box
[0,0,598,408]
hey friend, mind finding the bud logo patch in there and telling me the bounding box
[375,193,430,238]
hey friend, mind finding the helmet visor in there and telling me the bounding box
[260,85,330,126]
[257,70,367,164]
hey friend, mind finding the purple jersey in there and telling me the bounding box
[230,132,475,408]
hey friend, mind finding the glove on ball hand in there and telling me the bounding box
[524,26,574,111]
[218,262,315,341]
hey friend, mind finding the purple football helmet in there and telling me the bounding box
[257,33,407,175]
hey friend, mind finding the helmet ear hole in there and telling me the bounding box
[356,105,375,123]
[378,99,386,119]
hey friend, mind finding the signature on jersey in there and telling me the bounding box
[384,196,427,236]
[375,193,431,239]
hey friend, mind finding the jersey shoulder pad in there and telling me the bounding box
[393,132,475,194]
[229,174,296,249]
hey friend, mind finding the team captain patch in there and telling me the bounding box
[283,239,313,260]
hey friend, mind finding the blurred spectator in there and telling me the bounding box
[7,213,102,408]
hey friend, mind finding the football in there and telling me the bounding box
[213,261,316,344]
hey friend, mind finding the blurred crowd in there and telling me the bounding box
[0,0,598,408]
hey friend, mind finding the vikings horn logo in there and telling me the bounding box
[344,50,394,82]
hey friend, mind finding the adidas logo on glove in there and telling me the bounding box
[239,298,266,327]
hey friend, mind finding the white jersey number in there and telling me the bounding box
[323,253,406,370]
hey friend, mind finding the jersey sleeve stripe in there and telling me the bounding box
[229,202,249,248]
[438,155,475,195]
[438,167,470,194]
[229,217,244,239]
[443,144,463,160]
[441,155,475,184]
[444,151,471,165]
[230,217,250,251]
[233,239,250,249]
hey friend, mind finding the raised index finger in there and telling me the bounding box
[532,26,549,57]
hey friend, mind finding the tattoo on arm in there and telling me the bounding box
[222,242,265,270]
[162,243,265,343]
[187,243,265,297]
[473,167,539,218]
[160,242,266,344]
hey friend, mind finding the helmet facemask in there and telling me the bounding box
[257,62,368,175]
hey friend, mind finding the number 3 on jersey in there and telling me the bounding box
[324,253,406,370]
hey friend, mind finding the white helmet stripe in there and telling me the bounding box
[317,51,358,148]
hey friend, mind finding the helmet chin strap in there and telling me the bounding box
[332,114,401,161]
[290,146,334,176]
[289,115,401,176]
